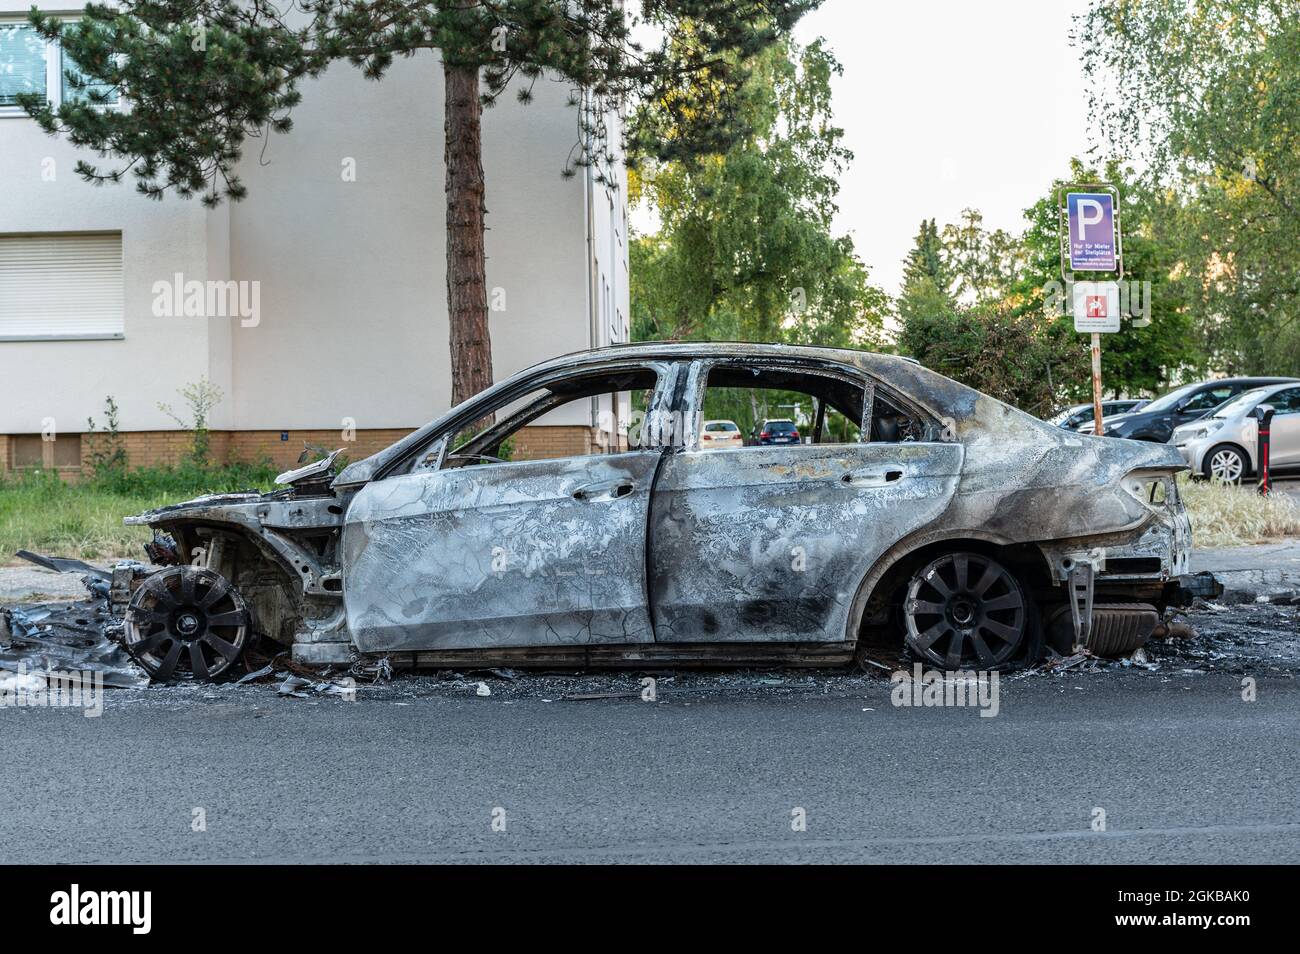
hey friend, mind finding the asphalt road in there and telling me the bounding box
[3,651,1298,864]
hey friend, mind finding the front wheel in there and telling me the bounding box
[1203,444,1248,484]
[123,566,251,682]
[902,551,1039,670]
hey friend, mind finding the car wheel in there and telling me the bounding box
[124,566,251,682]
[903,552,1039,670]
[1203,444,1248,484]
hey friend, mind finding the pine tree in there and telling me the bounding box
[901,218,949,294]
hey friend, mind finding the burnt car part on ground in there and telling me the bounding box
[68,344,1220,681]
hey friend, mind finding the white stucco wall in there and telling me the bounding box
[0,12,629,438]
[225,51,595,431]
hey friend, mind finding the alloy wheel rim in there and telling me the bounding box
[1210,450,1243,482]
[904,552,1027,669]
[125,567,249,681]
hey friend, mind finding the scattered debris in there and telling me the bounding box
[0,594,148,689]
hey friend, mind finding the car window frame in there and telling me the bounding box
[374,359,677,480]
[675,357,940,451]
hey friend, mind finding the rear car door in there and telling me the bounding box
[647,359,964,644]
[341,362,674,652]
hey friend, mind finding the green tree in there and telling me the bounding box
[941,209,1024,305]
[901,218,948,293]
[1079,0,1300,373]
[630,36,887,351]
[21,0,819,406]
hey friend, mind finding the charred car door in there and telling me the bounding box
[648,359,964,643]
[341,363,677,652]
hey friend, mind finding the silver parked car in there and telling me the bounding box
[1171,383,1300,482]
[119,343,1202,681]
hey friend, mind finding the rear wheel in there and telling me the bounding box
[124,566,250,682]
[902,551,1038,670]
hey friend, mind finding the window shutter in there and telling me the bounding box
[0,233,124,339]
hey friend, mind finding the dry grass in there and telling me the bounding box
[1180,474,1300,548]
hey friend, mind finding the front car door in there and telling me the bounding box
[647,358,964,644]
[341,361,676,652]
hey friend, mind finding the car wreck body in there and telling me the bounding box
[118,343,1210,681]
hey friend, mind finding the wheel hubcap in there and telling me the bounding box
[124,567,249,682]
[1210,451,1242,482]
[904,552,1027,669]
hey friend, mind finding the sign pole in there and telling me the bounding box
[1091,332,1104,436]
[1061,183,1122,436]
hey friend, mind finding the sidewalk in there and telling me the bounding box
[1189,539,1300,600]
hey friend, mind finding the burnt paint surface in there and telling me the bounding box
[649,442,964,642]
[130,343,1193,658]
[342,450,664,651]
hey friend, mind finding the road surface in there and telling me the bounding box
[3,601,1297,864]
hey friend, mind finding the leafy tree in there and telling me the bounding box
[940,209,1024,305]
[630,35,887,351]
[898,297,1068,414]
[21,0,819,405]
[1079,0,1300,373]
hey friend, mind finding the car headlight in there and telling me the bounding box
[1174,419,1223,444]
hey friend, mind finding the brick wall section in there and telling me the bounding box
[509,425,596,461]
[2,425,611,475]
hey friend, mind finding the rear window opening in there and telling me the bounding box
[697,362,935,446]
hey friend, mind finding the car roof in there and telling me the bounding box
[1193,376,1299,387]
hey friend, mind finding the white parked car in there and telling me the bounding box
[700,419,744,449]
[1171,383,1300,482]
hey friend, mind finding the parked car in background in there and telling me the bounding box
[700,419,744,449]
[1049,399,1148,431]
[1172,383,1300,482]
[752,418,800,445]
[1080,377,1299,441]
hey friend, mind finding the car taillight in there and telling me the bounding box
[790,430,799,439]
[760,431,769,439]
[702,433,713,440]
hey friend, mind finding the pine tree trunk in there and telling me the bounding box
[443,59,493,408]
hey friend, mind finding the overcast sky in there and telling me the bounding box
[791,0,1097,295]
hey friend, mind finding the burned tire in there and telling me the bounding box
[902,551,1040,670]
[124,566,250,682]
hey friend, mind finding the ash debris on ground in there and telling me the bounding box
[1,559,1295,703]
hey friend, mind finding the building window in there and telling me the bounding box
[0,232,124,340]
[1,20,119,113]
[0,23,47,108]
[62,45,119,105]
[9,433,81,470]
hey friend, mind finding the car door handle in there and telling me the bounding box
[572,479,636,501]
[841,468,904,486]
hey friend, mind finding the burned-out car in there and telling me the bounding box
[119,342,1210,681]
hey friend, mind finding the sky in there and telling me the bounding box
[790,0,1098,295]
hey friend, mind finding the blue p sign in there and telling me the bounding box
[1066,192,1116,271]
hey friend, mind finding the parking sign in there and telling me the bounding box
[1066,192,1117,271]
